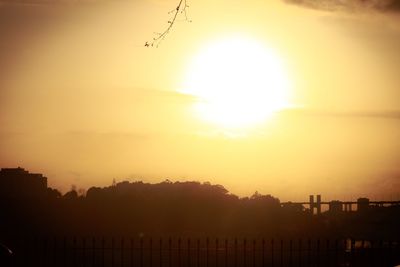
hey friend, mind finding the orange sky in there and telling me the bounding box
[1,0,400,201]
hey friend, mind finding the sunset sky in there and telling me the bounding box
[1,0,400,201]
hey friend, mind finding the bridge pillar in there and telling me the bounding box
[309,194,322,215]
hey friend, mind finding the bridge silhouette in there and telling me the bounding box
[280,194,400,215]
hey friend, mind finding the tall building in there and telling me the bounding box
[357,197,370,212]
[0,167,47,198]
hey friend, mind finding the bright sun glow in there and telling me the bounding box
[181,36,291,129]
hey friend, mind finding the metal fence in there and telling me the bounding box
[4,237,400,267]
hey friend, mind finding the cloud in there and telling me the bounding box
[283,0,400,12]
[0,0,95,5]
[280,108,400,119]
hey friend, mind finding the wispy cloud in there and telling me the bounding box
[280,108,400,119]
[283,0,400,12]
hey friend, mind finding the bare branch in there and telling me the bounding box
[145,0,191,48]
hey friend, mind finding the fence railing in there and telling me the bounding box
[3,237,400,267]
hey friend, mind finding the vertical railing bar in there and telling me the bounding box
[298,239,302,267]
[140,238,144,267]
[111,237,115,267]
[92,237,96,267]
[73,237,77,267]
[234,238,238,267]
[334,239,338,267]
[159,238,163,267]
[101,237,105,267]
[280,240,283,267]
[289,239,293,267]
[318,239,321,267]
[243,238,247,267]
[33,236,37,267]
[168,238,172,267]
[252,239,256,267]
[178,238,181,267]
[53,237,57,267]
[23,236,29,267]
[150,238,153,267]
[345,239,348,267]
[351,238,355,267]
[63,237,67,267]
[271,239,274,267]
[307,239,311,267]
[83,237,86,267]
[187,239,191,267]
[225,239,228,267]
[216,238,219,267]
[196,239,200,267]
[326,239,330,267]
[121,238,125,267]
[43,237,47,267]
[262,239,265,267]
[130,238,134,267]
[361,239,365,267]
[206,238,209,267]
[369,240,374,267]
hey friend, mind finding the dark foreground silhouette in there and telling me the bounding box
[1,167,399,266]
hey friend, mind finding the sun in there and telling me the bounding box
[181,36,291,129]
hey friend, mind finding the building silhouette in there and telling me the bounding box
[329,200,343,213]
[357,197,370,212]
[0,167,47,198]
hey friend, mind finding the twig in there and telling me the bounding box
[145,0,190,48]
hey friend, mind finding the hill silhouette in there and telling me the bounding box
[1,167,400,267]
[0,168,399,240]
